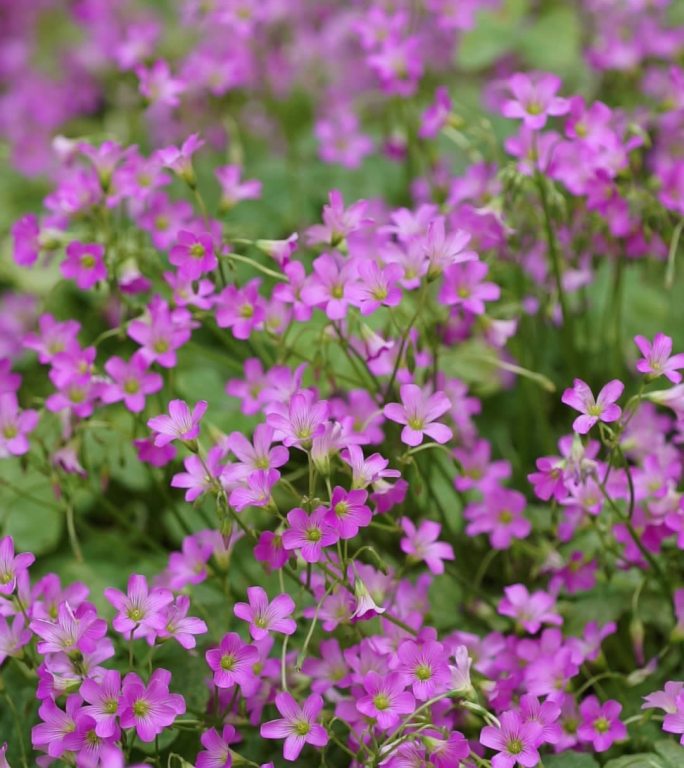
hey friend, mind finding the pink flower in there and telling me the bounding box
[31,695,83,759]
[400,517,454,574]
[0,536,34,595]
[0,393,39,457]
[634,333,684,383]
[0,613,31,664]
[228,468,280,511]
[137,59,185,107]
[119,668,186,742]
[480,709,543,768]
[357,671,416,730]
[11,213,40,267]
[61,242,107,290]
[266,390,329,448]
[206,632,259,692]
[80,669,122,738]
[156,133,204,183]
[577,696,626,752]
[102,353,163,413]
[325,487,372,539]
[561,378,624,434]
[465,487,531,549]
[197,725,239,768]
[147,399,207,446]
[282,507,339,563]
[383,384,452,447]
[419,86,452,139]
[519,694,562,745]
[498,584,562,634]
[171,448,223,502]
[426,731,470,767]
[30,601,107,654]
[215,279,266,340]
[438,260,500,314]
[104,574,173,639]
[169,229,217,280]
[151,595,208,649]
[254,531,290,570]
[260,692,328,762]
[300,252,359,320]
[315,111,373,169]
[215,165,262,210]
[397,639,452,700]
[128,297,195,368]
[501,72,570,130]
[422,217,477,278]
[234,586,296,640]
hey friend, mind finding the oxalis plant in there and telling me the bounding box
[2,1,684,767]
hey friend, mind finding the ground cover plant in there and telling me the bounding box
[2,0,684,766]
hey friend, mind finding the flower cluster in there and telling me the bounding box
[1,0,684,766]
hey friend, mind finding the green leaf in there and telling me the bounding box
[654,740,684,767]
[518,7,582,76]
[456,0,529,70]
[604,755,667,768]
[0,464,63,555]
[544,753,600,768]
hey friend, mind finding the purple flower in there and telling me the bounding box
[480,709,543,768]
[11,213,40,267]
[61,241,107,290]
[561,378,624,434]
[169,229,217,280]
[119,668,185,742]
[260,692,328,761]
[577,696,626,752]
[0,536,34,595]
[419,86,452,139]
[400,517,454,575]
[172,447,223,502]
[128,296,195,368]
[102,352,163,413]
[151,595,208,649]
[422,217,477,278]
[357,671,416,730]
[0,393,39,457]
[634,333,684,383]
[326,486,372,540]
[282,507,339,563]
[465,487,531,549]
[397,639,452,701]
[30,601,107,654]
[215,279,266,340]
[0,613,31,664]
[234,586,296,640]
[519,694,562,745]
[31,695,83,758]
[383,384,453,447]
[147,399,207,446]
[104,573,173,639]
[266,390,329,448]
[197,724,239,768]
[228,468,280,511]
[300,252,359,320]
[137,59,185,107]
[80,669,122,738]
[501,72,570,130]
[215,164,262,210]
[498,584,562,634]
[438,260,500,314]
[206,632,259,692]
[426,731,470,767]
